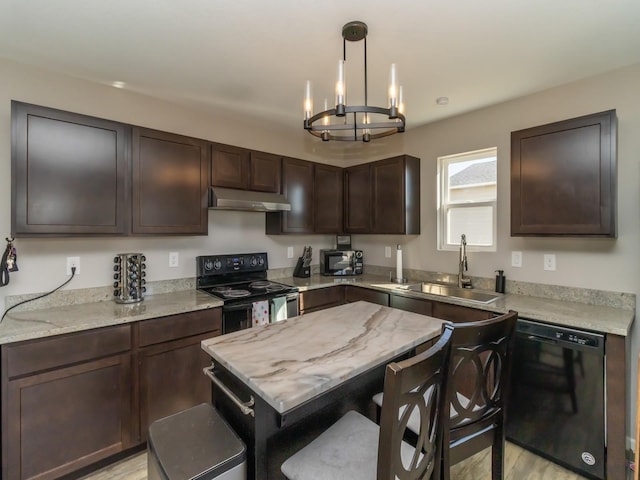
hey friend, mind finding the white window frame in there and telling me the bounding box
[437,147,497,252]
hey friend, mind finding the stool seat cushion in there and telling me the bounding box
[281,410,418,480]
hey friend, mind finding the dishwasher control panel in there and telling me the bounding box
[516,318,604,350]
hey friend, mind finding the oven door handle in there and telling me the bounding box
[223,300,256,312]
[203,365,255,417]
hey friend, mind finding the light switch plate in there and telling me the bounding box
[287,247,294,259]
[511,251,522,268]
[543,254,556,271]
[169,251,179,267]
[385,246,392,258]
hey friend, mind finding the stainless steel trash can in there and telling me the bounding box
[148,403,246,480]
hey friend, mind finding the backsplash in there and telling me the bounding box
[4,264,635,313]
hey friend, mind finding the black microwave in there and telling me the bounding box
[319,249,364,276]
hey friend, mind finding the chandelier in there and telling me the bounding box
[303,21,406,142]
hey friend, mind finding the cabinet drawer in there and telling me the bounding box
[390,295,433,316]
[5,324,131,379]
[138,308,222,347]
[432,302,493,323]
[299,287,345,312]
[345,286,389,306]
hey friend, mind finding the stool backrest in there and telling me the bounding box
[377,325,454,480]
[443,310,518,472]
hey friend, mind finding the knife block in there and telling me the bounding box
[293,256,310,278]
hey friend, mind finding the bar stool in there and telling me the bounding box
[280,325,454,480]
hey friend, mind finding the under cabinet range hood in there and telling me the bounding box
[208,187,291,212]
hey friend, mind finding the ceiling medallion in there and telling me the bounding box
[303,21,405,142]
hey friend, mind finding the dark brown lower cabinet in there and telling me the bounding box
[137,308,222,442]
[1,308,222,480]
[432,301,493,323]
[139,331,219,441]
[1,325,133,480]
[299,286,346,314]
[390,294,434,316]
[345,286,389,306]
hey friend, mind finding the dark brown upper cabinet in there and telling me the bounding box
[211,144,281,193]
[511,110,617,237]
[314,163,343,233]
[266,157,314,234]
[344,155,420,234]
[344,163,372,233]
[11,101,130,236]
[210,143,249,189]
[132,127,209,235]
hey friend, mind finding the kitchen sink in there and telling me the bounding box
[401,282,502,304]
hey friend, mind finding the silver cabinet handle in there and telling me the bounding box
[203,365,255,417]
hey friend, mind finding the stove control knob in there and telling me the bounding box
[258,256,265,265]
[204,259,214,271]
[249,257,258,267]
[213,259,223,270]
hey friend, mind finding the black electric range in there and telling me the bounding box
[196,252,299,334]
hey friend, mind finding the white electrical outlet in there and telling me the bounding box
[66,256,80,275]
[169,251,179,267]
[287,246,294,259]
[385,246,391,258]
[511,251,522,268]
[543,254,556,271]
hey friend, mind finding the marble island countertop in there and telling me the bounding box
[0,290,223,345]
[282,273,635,336]
[201,301,446,413]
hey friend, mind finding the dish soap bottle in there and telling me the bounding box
[495,270,506,294]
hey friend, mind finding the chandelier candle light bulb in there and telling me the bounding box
[302,21,406,142]
[336,59,346,115]
[304,80,313,120]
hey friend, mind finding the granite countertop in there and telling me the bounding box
[201,301,446,413]
[0,290,223,345]
[282,274,635,336]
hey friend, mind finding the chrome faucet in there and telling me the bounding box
[458,234,472,288]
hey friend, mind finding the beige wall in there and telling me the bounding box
[1,58,639,442]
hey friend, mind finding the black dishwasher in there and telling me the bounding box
[506,318,605,480]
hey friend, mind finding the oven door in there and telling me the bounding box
[222,292,299,334]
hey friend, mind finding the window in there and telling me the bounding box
[437,147,497,252]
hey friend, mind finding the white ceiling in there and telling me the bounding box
[1,0,639,134]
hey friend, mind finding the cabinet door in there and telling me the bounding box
[4,355,133,480]
[267,158,314,233]
[11,101,129,236]
[132,127,209,235]
[249,151,281,192]
[511,110,617,237]
[211,143,250,189]
[371,157,406,234]
[314,164,343,233]
[344,286,389,306]
[344,163,371,233]
[139,332,218,442]
[370,156,420,234]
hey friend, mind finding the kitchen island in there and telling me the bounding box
[201,301,447,480]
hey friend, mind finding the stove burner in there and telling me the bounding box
[265,284,286,293]
[212,286,233,293]
[223,289,251,298]
[249,281,272,289]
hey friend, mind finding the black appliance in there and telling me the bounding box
[506,319,605,480]
[319,249,363,276]
[196,252,299,334]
